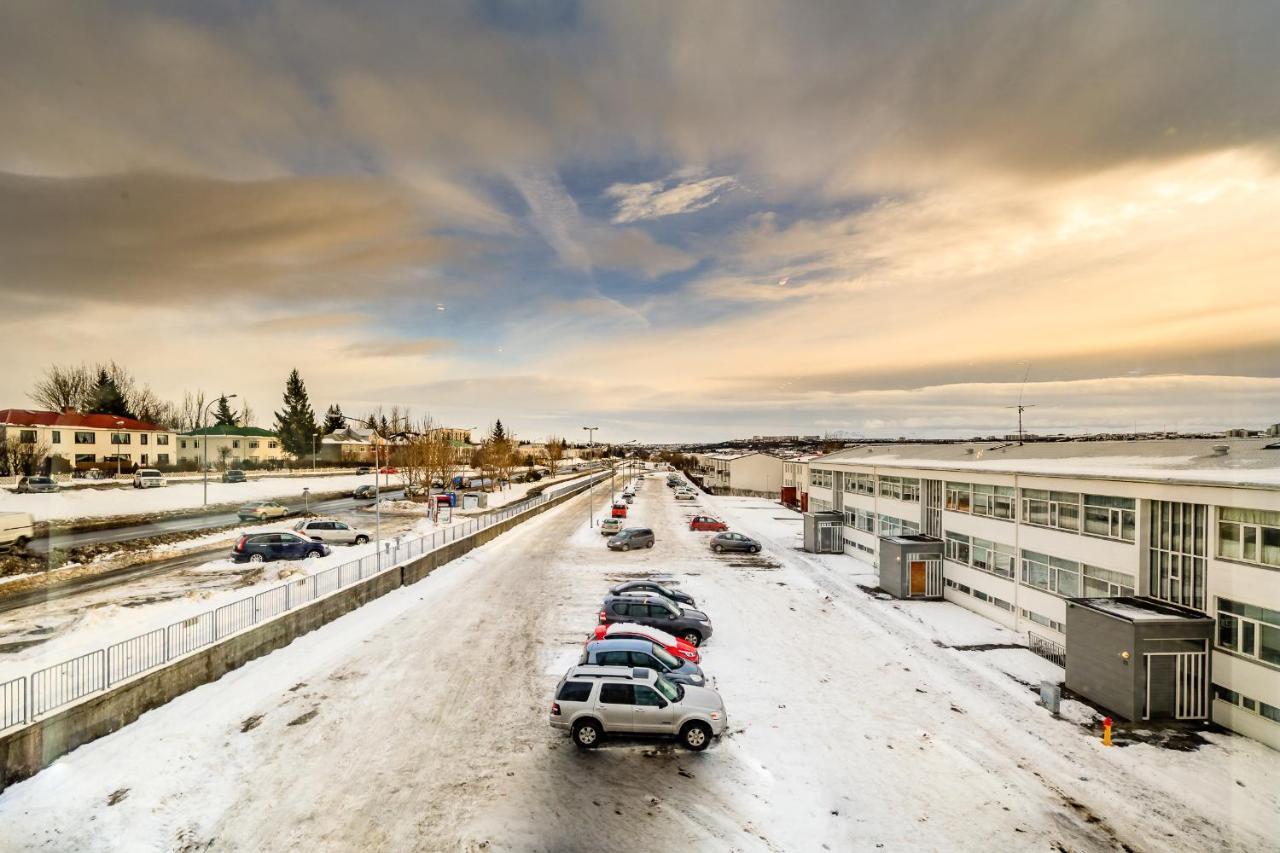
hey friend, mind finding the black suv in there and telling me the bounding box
[599,592,713,647]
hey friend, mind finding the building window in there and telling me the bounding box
[1082,494,1136,542]
[140,454,148,465]
[841,472,874,495]
[1020,608,1064,633]
[945,531,970,564]
[156,434,169,445]
[157,454,170,464]
[945,578,1014,612]
[1081,564,1136,597]
[180,439,187,449]
[972,537,1017,578]
[809,469,833,489]
[18,430,37,443]
[1020,549,1081,597]
[140,433,148,445]
[1150,500,1208,611]
[1214,684,1280,724]
[879,476,920,502]
[1217,507,1280,569]
[74,454,95,464]
[1216,598,1280,667]
[111,432,132,445]
[972,484,1015,520]
[810,498,833,513]
[249,440,259,449]
[877,514,919,537]
[945,482,971,513]
[51,430,61,444]
[74,431,95,444]
[1021,489,1081,532]
[268,441,278,449]
[232,440,240,448]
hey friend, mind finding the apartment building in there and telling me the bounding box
[0,408,178,470]
[805,439,1280,749]
[702,451,785,496]
[177,426,287,467]
[781,454,819,511]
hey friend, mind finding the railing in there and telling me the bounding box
[1028,631,1067,668]
[0,472,609,734]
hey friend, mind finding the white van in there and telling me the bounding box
[132,468,167,489]
[0,512,34,552]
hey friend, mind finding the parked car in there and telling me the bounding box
[353,485,378,499]
[549,665,726,751]
[132,468,167,489]
[674,489,697,501]
[689,515,727,532]
[579,638,708,686]
[622,487,636,498]
[622,494,634,504]
[599,592,713,646]
[378,466,399,474]
[292,519,371,545]
[0,512,34,553]
[588,621,700,663]
[231,532,330,563]
[237,500,290,521]
[221,469,247,483]
[610,502,628,518]
[607,527,654,551]
[85,468,107,480]
[355,466,373,475]
[609,579,695,607]
[710,531,761,554]
[14,476,58,494]
[599,518,625,536]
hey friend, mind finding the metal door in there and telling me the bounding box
[1144,651,1207,720]
[925,558,943,597]
[909,561,927,596]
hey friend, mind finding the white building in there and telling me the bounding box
[805,439,1280,749]
[781,453,820,511]
[703,451,784,496]
[177,426,287,467]
[0,408,178,470]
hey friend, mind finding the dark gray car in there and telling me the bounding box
[580,638,708,687]
[607,527,654,551]
[600,592,713,647]
[609,579,695,608]
[710,531,761,554]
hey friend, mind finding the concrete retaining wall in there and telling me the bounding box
[0,480,590,791]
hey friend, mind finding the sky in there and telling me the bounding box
[2,1,1279,443]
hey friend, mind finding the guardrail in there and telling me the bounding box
[1028,631,1067,668]
[0,472,609,733]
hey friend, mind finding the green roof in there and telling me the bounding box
[183,425,279,437]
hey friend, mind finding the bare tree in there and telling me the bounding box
[240,400,256,427]
[178,390,208,432]
[545,435,564,476]
[1,436,49,476]
[217,445,233,471]
[29,364,94,411]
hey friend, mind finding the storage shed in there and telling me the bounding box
[877,535,944,599]
[803,511,845,554]
[1064,597,1215,722]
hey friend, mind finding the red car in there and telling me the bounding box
[610,502,628,518]
[588,623,700,664]
[689,515,727,532]
[378,466,399,474]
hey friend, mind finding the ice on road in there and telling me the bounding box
[0,478,1275,852]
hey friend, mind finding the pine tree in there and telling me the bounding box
[213,395,239,426]
[490,419,507,442]
[273,369,318,459]
[321,404,347,435]
[84,368,133,418]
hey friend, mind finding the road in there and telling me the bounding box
[0,475,1273,852]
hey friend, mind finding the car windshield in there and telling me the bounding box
[653,674,680,703]
[651,645,681,669]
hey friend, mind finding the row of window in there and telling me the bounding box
[17,430,171,446]
[1216,598,1280,667]
[73,453,171,465]
[877,514,920,537]
[1021,489,1137,542]
[944,578,1014,612]
[1217,507,1280,569]
[945,482,1016,520]
[177,439,278,450]
[1020,549,1136,598]
[1020,608,1064,633]
[809,469,833,489]
[843,472,875,495]
[944,532,1016,578]
[877,475,920,502]
[1213,685,1280,724]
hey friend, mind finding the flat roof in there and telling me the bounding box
[812,438,1280,490]
[1069,596,1214,623]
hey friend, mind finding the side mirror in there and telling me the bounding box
[657,699,668,709]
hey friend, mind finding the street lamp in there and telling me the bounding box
[312,432,318,475]
[113,420,125,478]
[582,426,598,527]
[201,394,236,507]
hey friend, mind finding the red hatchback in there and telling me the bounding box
[588,623,701,663]
[610,502,628,518]
[689,515,727,532]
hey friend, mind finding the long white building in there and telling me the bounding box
[806,438,1280,749]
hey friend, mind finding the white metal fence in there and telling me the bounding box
[0,473,608,734]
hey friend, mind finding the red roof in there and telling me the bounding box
[0,409,169,432]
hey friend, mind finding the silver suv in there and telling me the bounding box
[549,665,727,751]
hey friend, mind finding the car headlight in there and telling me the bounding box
[690,674,703,683]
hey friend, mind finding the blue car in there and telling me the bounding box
[231,532,330,563]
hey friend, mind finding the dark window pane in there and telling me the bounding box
[599,684,634,705]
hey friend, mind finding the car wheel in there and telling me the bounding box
[12,536,29,552]
[621,544,630,552]
[354,535,369,545]
[712,544,723,553]
[680,721,712,751]
[680,630,702,647]
[307,549,323,559]
[646,541,654,549]
[751,545,761,554]
[249,553,266,564]
[572,719,603,749]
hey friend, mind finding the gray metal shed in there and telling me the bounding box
[1064,597,1214,722]
[877,535,943,599]
[803,511,845,554]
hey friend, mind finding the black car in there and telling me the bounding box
[221,469,247,483]
[356,466,373,475]
[231,532,331,563]
[353,484,377,499]
[609,579,695,608]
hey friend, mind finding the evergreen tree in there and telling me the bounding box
[213,395,239,426]
[321,404,347,435]
[84,368,133,418]
[273,369,318,459]
[490,419,507,442]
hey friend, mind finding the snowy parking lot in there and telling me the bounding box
[0,477,1276,851]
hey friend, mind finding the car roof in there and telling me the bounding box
[586,638,654,653]
[566,665,655,682]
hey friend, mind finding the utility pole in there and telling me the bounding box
[583,426,598,527]
[201,394,236,507]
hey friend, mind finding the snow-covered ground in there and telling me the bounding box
[0,473,380,522]
[0,478,1274,852]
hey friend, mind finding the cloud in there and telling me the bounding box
[346,339,455,358]
[606,173,736,223]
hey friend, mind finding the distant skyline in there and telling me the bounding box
[3,1,1279,443]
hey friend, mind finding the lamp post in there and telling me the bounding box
[113,420,125,478]
[582,426,598,527]
[201,394,236,507]
[312,432,318,475]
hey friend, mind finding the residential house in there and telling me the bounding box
[0,408,178,471]
[703,451,784,496]
[177,426,287,468]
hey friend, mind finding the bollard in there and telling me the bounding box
[1102,716,1113,747]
